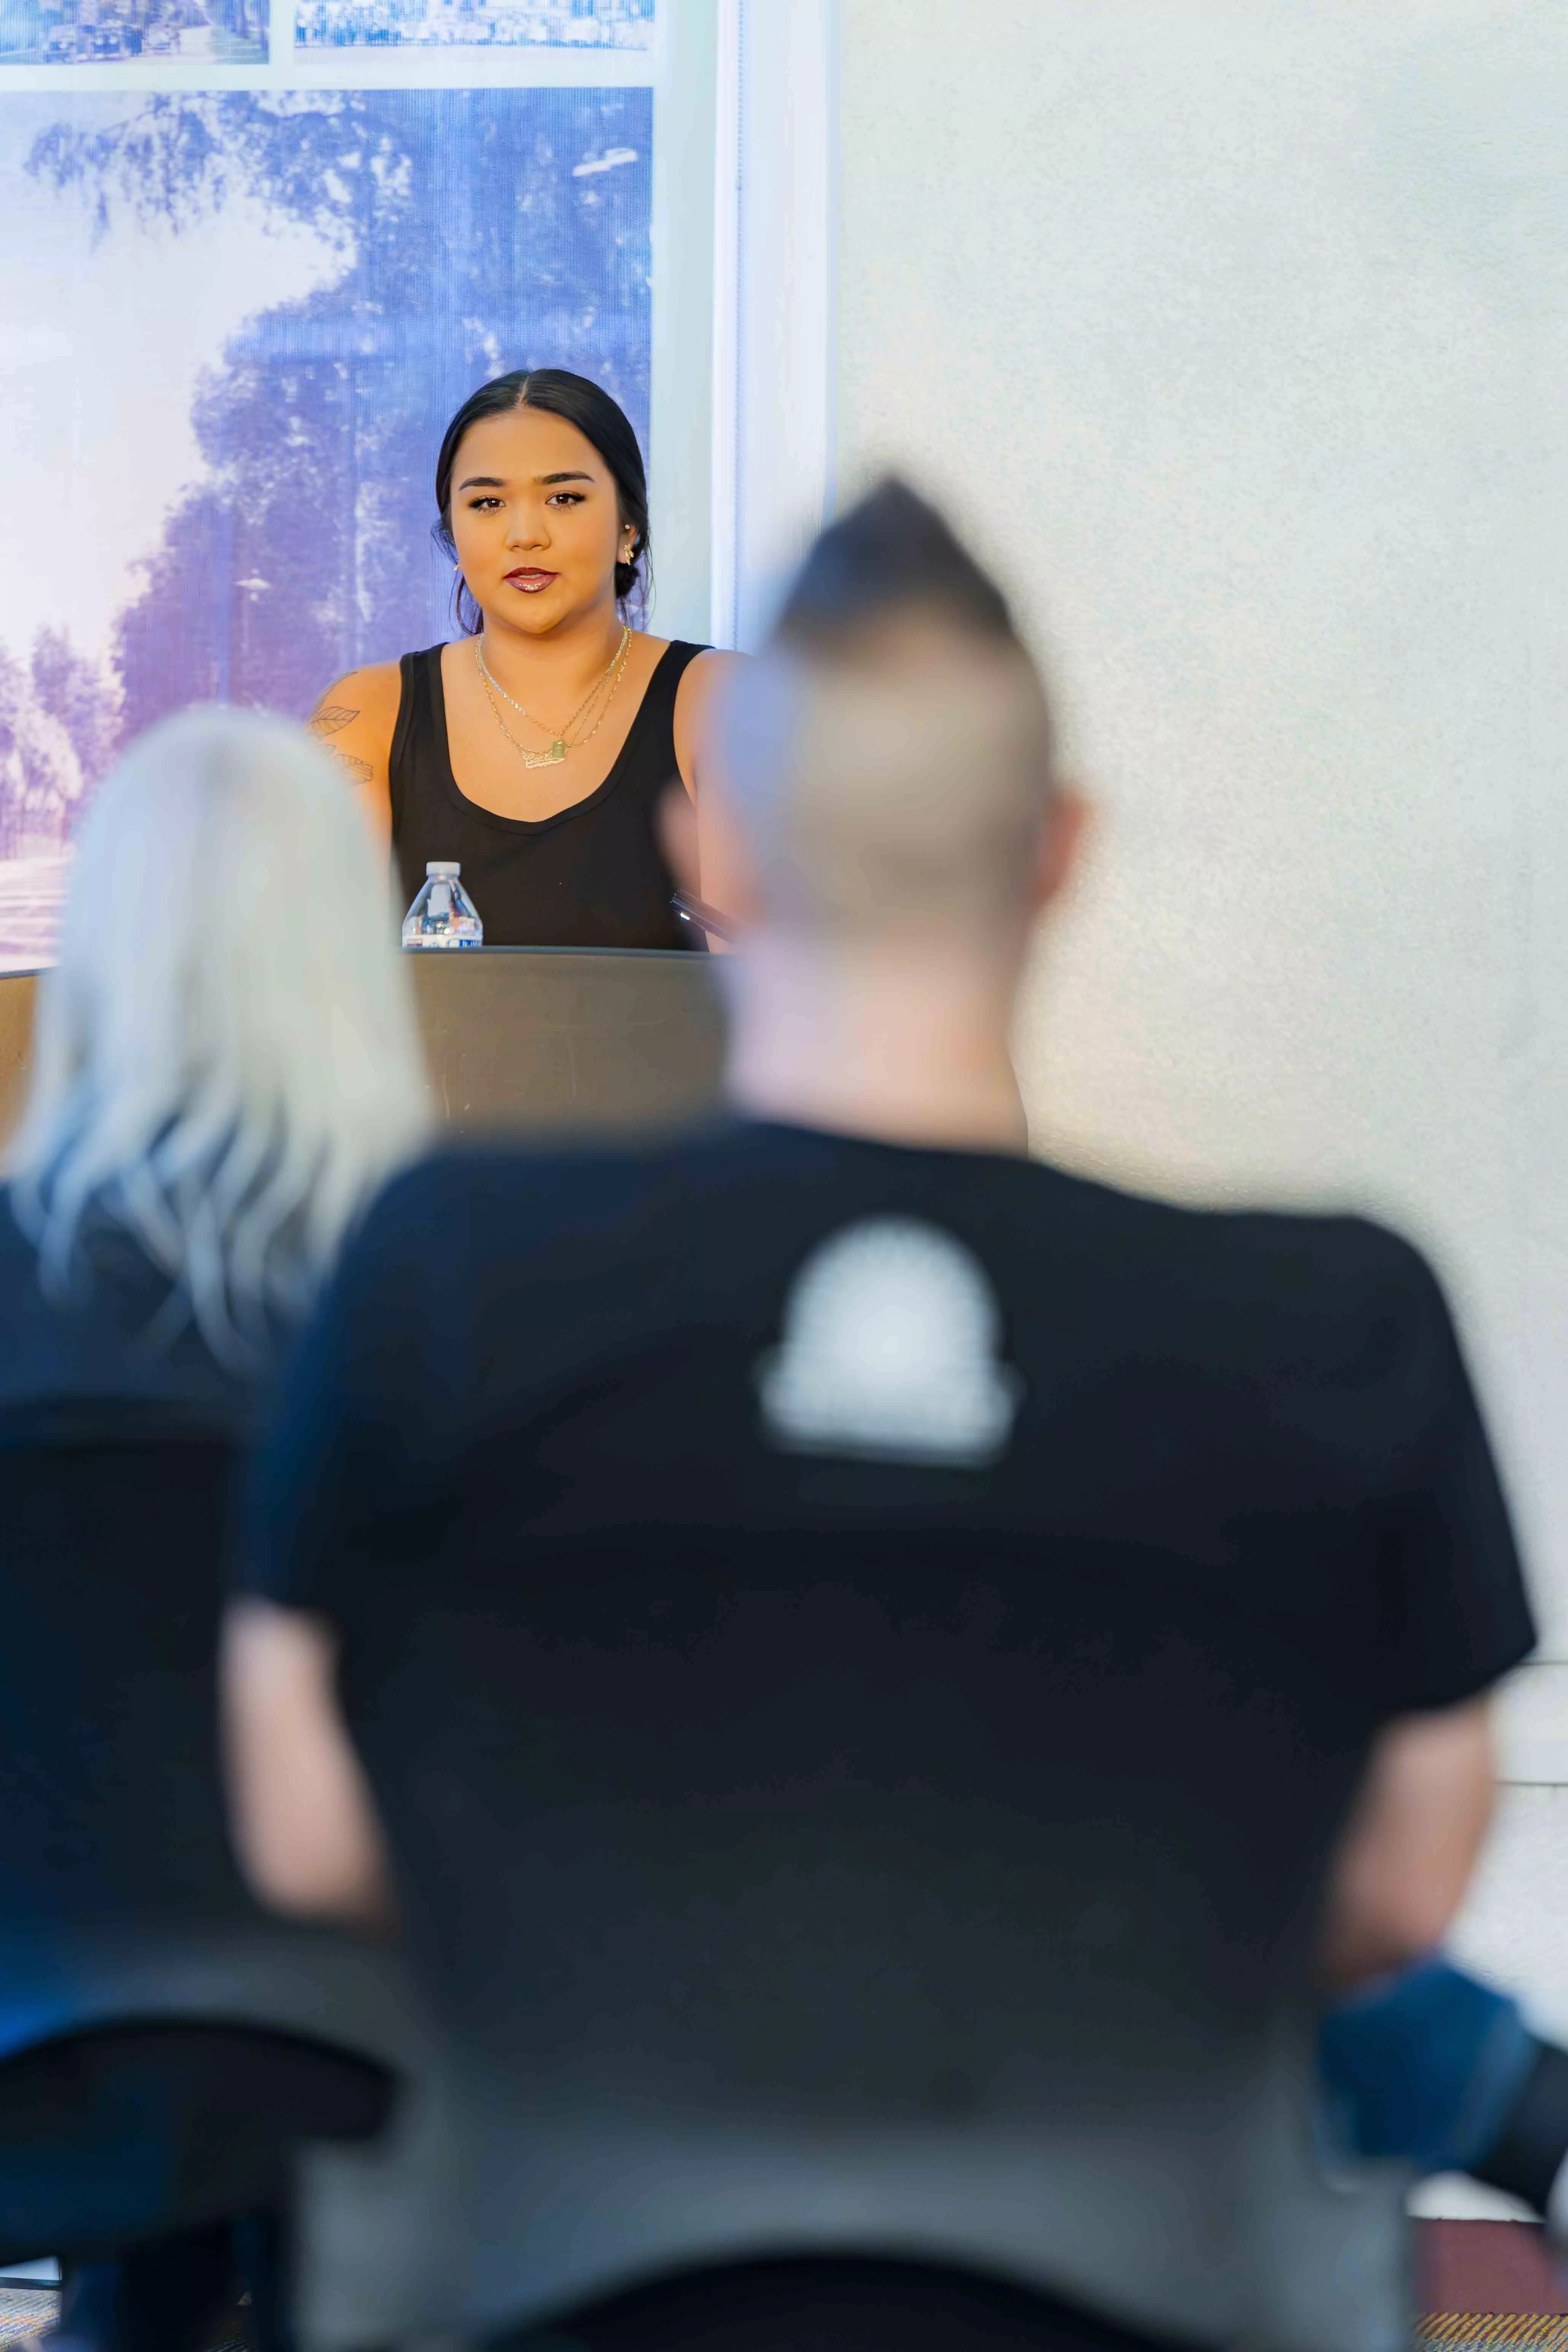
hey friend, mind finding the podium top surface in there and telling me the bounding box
[410,943,707,959]
[0,949,725,1143]
[0,943,708,978]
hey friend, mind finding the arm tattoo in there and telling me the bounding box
[336,753,374,785]
[309,702,359,738]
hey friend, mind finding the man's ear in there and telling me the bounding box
[1033,786,1092,913]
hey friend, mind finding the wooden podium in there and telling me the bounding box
[0,949,727,1148]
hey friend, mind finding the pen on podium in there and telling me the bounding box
[671,892,738,945]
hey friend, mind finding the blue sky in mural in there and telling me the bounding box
[0,86,650,898]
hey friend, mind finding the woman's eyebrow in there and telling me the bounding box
[537,471,594,486]
[456,474,505,492]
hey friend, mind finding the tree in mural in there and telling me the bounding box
[32,627,122,789]
[0,647,80,857]
[27,88,651,742]
[0,630,119,856]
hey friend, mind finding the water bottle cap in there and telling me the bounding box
[426,861,461,877]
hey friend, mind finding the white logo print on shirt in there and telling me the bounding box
[755,1217,1022,1467]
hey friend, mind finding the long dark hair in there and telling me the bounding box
[433,368,651,634]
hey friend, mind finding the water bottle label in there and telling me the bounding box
[402,873,482,948]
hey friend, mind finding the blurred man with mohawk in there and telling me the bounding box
[227,481,1533,2352]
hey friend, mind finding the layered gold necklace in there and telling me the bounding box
[475,626,632,770]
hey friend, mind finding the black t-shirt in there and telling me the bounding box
[250,1118,1531,1720]
[245,1120,1535,2341]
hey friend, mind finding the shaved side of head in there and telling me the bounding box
[716,481,1059,944]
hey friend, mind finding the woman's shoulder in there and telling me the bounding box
[305,664,410,813]
[667,642,745,703]
[670,644,745,727]
[667,645,748,799]
[632,633,742,669]
[623,635,738,715]
[308,660,407,735]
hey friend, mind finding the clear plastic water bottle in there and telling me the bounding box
[402,860,483,950]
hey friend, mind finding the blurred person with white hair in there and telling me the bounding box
[8,701,432,1384]
[0,704,432,2352]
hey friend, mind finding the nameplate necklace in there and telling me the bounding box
[475,627,631,769]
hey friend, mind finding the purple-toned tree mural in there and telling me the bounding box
[27,87,651,748]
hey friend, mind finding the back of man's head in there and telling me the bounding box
[717,480,1060,946]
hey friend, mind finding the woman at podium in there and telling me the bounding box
[311,369,737,950]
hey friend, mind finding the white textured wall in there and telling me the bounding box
[836,0,1568,2071]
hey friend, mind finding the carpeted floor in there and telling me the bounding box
[1422,2328,1568,2351]
[0,2288,56,2348]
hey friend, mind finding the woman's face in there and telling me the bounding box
[447,405,629,638]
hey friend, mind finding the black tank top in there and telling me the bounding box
[389,639,709,950]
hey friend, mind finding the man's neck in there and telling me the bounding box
[722,932,1030,1156]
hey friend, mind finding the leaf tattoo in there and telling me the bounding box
[336,753,374,785]
[309,702,358,737]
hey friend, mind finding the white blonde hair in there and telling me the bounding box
[9,704,433,1366]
